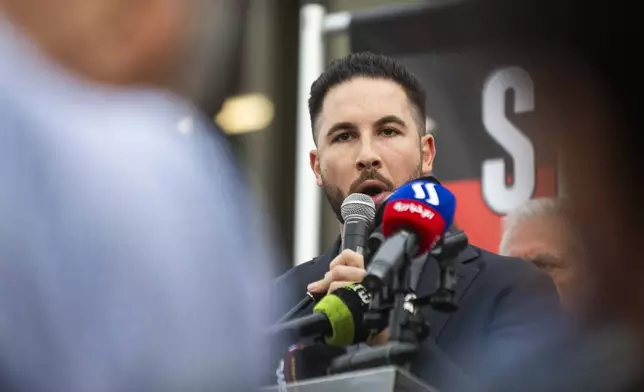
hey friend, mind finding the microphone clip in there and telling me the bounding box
[416,229,469,312]
[362,229,427,343]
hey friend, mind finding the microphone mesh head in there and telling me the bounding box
[341,193,376,223]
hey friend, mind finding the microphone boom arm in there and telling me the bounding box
[362,230,418,293]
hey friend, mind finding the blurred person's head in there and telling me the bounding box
[532,9,644,328]
[308,52,435,222]
[500,197,585,310]
[0,0,247,114]
[558,65,644,326]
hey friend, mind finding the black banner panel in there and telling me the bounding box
[350,2,563,251]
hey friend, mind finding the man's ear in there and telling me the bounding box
[309,150,323,187]
[421,134,436,174]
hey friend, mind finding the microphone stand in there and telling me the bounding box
[328,231,467,375]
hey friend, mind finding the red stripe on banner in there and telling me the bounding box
[444,166,557,253]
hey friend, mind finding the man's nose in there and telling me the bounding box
[355,141,382,170]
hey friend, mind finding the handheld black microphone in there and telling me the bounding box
[275,194,376,323]
[340,193,376,255]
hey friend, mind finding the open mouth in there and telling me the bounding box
[361,186,384,196]
[357,181,389,197]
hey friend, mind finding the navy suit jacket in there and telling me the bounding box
[272,235,561,391]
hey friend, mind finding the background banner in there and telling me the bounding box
[350,3,560,252]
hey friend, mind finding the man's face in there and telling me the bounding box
[502,216,582,309]
[309,77,435,222]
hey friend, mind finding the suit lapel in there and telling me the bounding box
[416,245,481,340]
[312,237,341,270]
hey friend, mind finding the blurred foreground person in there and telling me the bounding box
[0,1,279,391]
[500,198,586,311]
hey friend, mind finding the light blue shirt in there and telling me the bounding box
[0,19,278,391]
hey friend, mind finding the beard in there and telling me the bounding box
[322,166,423,223]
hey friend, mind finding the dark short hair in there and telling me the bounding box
[308,52,427,142]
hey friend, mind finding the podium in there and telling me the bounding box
[260,366,438,392]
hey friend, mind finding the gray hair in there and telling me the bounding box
[499,197,570,256]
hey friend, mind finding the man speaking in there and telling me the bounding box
[272,52,561,391]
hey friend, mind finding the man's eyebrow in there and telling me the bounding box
[324,115,407,138]
[325,122,357,137]
[374,115,407,128]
